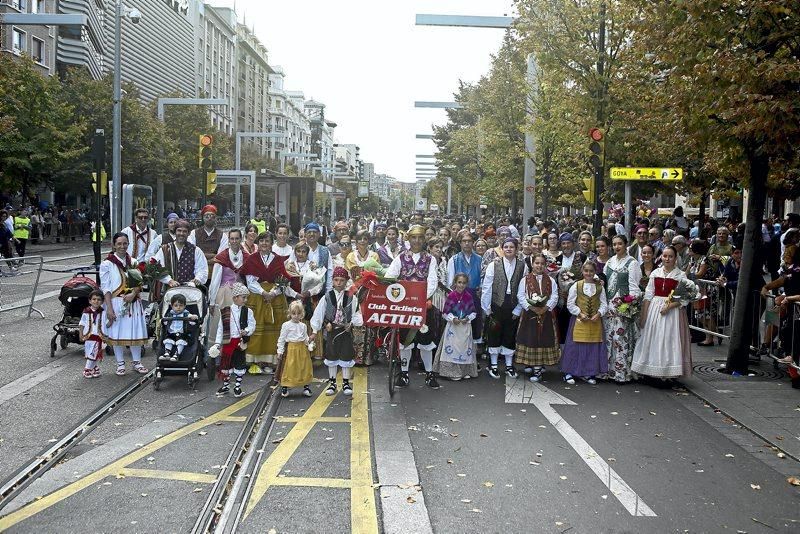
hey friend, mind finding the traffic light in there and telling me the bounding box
[198,134,213,170]
[582,177,594,203]
[588,127,604,169]
[91,171,108,195]
[206,171,217,195]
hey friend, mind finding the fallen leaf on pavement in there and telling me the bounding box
[449,433,459,438]
[725,454,735,458]
[610,412,618,415]
[140,493,148,497]
[447,459,453,464]
[428,436,439,441]
[408,425,420,431]
[556,522,563,526]
[271,438,284,444]
[483,481,494,487]
[775,435,784,440]
[406,496,416,504]
[460,499,472,503]
[193,488,203,493]
[469,508,482,513]
[449,418,459,422]
[425,465,435,469]
[787,476,800,486]
[198,431,207,436]
[750,484,761,490]
[457,473,466,477]
[607,458,616,462]
[649,411,657,416]
[530,461,540,466]
[777,453,786,459]
[505,429,513,433]
[559,476,568,480]
[601,495,608,500]
[479,433,488,438]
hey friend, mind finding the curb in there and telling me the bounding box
[681,375,800,463]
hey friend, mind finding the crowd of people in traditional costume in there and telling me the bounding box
[75,202,800,394]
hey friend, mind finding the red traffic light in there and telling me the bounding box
[589,127,603,141]
[200,134,213,147]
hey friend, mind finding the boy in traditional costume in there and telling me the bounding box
[310,267,362,397]
[212,283,256,398]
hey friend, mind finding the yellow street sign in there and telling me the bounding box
[610,167,682,181]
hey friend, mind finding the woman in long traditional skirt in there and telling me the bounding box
[433,273,478,380]
[345,230,380,365]
[100,233,149,376]
[240,232,301,373]
[632,246,693,382]
[561,261,608,385]
[604,235,642,383]
[515,253,560,382]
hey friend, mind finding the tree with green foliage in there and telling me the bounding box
[628,0,800,373]
[0,56,86,200]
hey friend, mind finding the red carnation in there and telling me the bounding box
[137,262,146,273]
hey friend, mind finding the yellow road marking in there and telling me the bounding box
[223,416,247,422]
[244,384,337,517]
[243,368,378,534]
[350,369,378,534]
[120,468,217,484]
[272,476,351,489]
[0,394,256,531]
[275,416,351,423]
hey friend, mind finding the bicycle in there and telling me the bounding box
[378,327,402,398]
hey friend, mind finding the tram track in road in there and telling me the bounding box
[192,383,281,534]
[0,369,154,513]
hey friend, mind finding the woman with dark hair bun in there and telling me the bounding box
[100,232,149,376]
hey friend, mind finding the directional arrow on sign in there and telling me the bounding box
[505,377,657,517]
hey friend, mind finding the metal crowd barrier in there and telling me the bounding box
[753,291,800,372]
[687,278,735,341]
[0,255,45,318]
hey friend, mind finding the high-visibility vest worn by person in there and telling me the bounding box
[13,216,30,240]
[250,218,266,235]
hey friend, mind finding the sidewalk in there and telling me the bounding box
[683,343,800,462]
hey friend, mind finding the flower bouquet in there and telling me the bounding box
[611,294,641,319]
[527,293,549,309]
[120,268,143,316]
[139,258,169,288]
[273,275,290,294]
[668,278,703,304]
[301,265,326,295]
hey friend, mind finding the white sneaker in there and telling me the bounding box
[524,367,532,374]
[263,367,273,375]
[563,374,576,385]
[584,377,597,385]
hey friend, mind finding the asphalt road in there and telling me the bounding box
[2,249,799,533]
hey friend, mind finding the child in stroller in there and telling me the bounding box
[160,293,199,362]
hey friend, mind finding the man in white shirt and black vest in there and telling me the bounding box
[122,208,157,265]
[189,204,228,264]
[153,219,209,298]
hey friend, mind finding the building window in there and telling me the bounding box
[12,28,26,54]
[11,0,26,11]
[31,0,44,13]
[31,37,44,64]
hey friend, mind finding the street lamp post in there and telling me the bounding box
[111,2,142,235]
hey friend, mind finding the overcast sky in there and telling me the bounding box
[210,0,516,182]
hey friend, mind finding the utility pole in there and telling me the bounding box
[92,130,105,277]
[524,53,538,234]
[593,1,607,236]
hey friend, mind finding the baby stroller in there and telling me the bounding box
[50,272,99,358]
[153,285,208,391]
